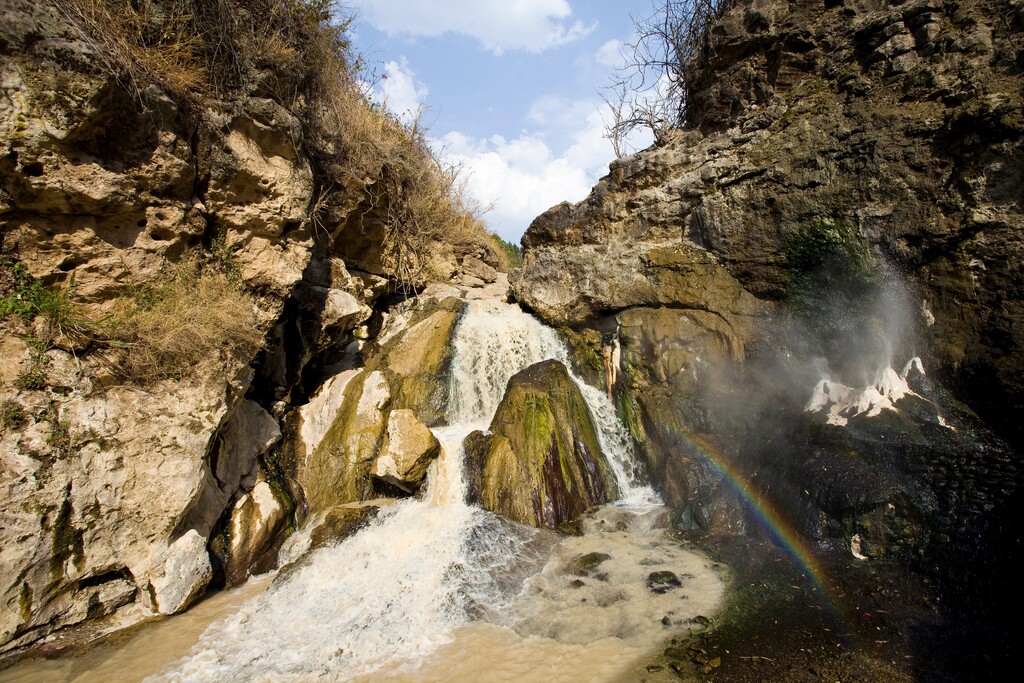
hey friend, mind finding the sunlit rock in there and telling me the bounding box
[372,409,440,493]
[145,530,212,616]
[220,477,292,585]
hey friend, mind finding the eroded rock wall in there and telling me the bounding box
[0,0,499,654]
[512,0,1023,585]
[514,0,1024,447]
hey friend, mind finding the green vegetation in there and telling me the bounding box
[45,405,74,459]
[490,234,523,269]
[14,338,50,391]
[785,215,888,372]
[1,400,25,431]
[1,261,93,348]
[786,215,877,287]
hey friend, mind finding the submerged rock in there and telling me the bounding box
[467,359,617,529]
[646,571,682,594]
[564,552,612,577]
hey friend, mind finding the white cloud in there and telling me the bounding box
[595,38,623,67]
[526,95,594,130]
[358,0,593,54]
[370,58,428,121]
[434,97,653,243]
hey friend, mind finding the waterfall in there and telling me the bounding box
[150,298,656,682]
[449,299,656,503]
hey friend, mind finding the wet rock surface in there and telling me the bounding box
[465,359,618,529]
[515,0,1024,452]
[512,1,1024,677]
[633,533,1014,683]
[645,571,682,594]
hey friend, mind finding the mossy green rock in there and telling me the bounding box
[379,298,462,426]
[303,369,390,512]
[472,359,617,529]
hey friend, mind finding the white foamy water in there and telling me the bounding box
[352,506,724,683]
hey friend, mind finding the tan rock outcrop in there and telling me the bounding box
[0,364,256,649]
[372,409,441,493]
[220,477,291,585]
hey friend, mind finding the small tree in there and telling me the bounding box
[603,0,733,155]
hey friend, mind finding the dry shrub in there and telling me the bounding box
[59,0,496,284]
[105,257,261,383]
[58,0,209,104]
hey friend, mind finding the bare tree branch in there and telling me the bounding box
[602,0,734,157]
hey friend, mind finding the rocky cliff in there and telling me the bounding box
[512,0,1023,664]
[515,0,1024,447]
[0,0,504,655]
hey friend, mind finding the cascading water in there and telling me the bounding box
[14,297,717,683]
[449,300,656,503]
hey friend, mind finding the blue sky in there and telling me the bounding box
[348,0,655,243]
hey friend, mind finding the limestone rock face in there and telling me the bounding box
[300,370,390,512]
[0,368,255,649]
[0,2,330,651]
[372,409,441,493]
[146,530,212,616]
[219,478,292,586]
[379,299,462,426]
[466,360,617,529]
[274,295,463,520]
[296,370,362,461]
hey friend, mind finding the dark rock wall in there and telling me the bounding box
[513,0,1023,639]
[516,0,1024,448]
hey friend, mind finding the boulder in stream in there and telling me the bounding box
[465,359,617,528]
[372,409,441,493]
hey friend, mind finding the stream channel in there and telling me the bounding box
[0,298,725,682]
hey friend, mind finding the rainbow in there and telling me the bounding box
[669,427,847,617]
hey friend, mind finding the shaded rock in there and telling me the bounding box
[309,504,382,551]
[460,255,498,284]
[462,429,490,507]
[176,397,282,543]
[216,400,281,497]
[472,359,618,529]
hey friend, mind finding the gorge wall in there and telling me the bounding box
[0,0,505,655]
[513,0,1023,628]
